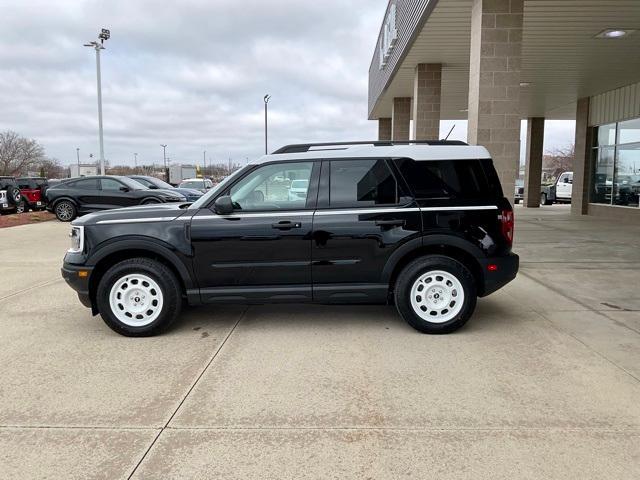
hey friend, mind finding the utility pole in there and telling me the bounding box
[160,144,167,181]
[84,28,110,176]
[264,94,271,154]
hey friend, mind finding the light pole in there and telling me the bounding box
[133,152,138,170]
[84,28,110,176]
[76,147,80,172]
[203,150,206,177]
[264,94,271,154]
[160,144,167,181]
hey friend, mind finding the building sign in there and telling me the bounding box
[379,3,398,70]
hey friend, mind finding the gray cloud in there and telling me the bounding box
[0,0,384,167]
[0,0,574,170]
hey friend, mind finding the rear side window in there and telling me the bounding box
[395,158,502,200]
[329,159,401,208]
[71,179,99,190]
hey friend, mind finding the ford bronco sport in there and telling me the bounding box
[61,141,519,337]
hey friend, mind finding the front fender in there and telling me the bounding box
[85,236,195,290]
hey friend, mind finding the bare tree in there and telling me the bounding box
[543,144,575,178]
[35,157,66,179]
[0,130,46,176]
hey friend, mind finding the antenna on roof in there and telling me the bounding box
[443,124,456,141]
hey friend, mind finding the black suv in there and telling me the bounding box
[61,141,518,337]
[46,175,187,221]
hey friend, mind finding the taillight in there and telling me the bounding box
[500,208,514,246]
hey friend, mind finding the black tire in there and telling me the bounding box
[395,255,477,334]
[15,200,25,214]
[540,193,548,206]
[54,200,77,222]
[6,186,21,206]
[96,257,182,337]
[141,197,161,205]
[514,198,520,204]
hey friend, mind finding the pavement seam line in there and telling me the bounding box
[125,306,248,480]
[0,278,63,302]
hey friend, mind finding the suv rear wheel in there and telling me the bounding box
[96,257,182,336]
[395,255,477,334]
[54,200,77,221]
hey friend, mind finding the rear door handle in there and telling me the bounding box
[272,221,301,230]
[375,219,405,227]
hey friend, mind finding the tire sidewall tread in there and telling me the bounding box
[395,255,477,334]
[96,257,182,337]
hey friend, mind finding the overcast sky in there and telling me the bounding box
[0,0,575,168]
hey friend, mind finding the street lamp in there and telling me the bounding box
[84,28,110,176]
[160,144,167,180]
[203,150,207,177]
[133,152,138,170]
[76,147,80,172]
[264,94,271,154]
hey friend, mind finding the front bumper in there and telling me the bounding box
[478,252,519,297]
[61,263,94,308]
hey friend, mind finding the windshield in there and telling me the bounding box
[136,176,174,189]
[180,180,205,188]
[189,165,250,209]
[117,176,146,190]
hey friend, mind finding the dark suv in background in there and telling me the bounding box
[0,176,25,214]
[46,175,186,221]
[61,141,518,337]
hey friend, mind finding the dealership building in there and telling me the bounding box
[369,0,640,220]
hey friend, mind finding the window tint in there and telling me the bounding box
[101,178,124,191]
[396,158,500,200]
[229,162,313,211]
[17,179,35,189]
[329,159,399,208]
[73,179,99,190]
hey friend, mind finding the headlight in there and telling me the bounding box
[68,226,84,253]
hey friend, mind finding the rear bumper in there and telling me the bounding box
[478,252,519,297]
[61,263,93,308]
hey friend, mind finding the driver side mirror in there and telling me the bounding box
[119,186,130,192]
[148,185,158,189]
[214,195,234,215]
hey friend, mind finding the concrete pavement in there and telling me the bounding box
[1,206,639,479]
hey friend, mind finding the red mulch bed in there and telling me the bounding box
[0,211,55,228]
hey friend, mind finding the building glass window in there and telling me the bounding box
[591,117,640,208]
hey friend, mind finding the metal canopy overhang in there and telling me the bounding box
[369,0,640,121]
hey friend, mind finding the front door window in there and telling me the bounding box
[229,162,313,211]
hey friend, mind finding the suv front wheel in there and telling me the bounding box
[96,257,182,336]
[395,255,477,334]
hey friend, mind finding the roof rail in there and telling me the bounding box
[271,140,468,154]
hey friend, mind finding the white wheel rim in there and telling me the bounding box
[410,270,465,323]
[109,273,164,327]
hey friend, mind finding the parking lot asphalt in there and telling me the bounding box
[1,206,639,479]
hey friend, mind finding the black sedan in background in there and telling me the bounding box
[46,175,186,221]
[128,175,203,202]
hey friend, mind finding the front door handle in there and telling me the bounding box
[272,221,301,230]
[375,219,405,227]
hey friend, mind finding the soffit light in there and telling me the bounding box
[595,29,634,39]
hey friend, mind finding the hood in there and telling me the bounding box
[72,202,189,226]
